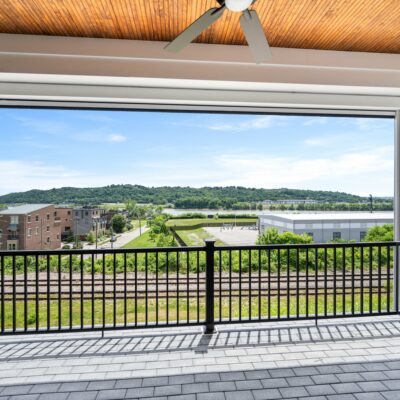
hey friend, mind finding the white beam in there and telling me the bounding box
[1,34,400,109]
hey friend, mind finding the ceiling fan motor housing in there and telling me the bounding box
[225,0,254,12]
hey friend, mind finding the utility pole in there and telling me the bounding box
[369,194,373,213]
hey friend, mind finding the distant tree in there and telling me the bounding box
[111,214,126,233]
[86,231,95,244]
[363,224,393,242]
[257,227,313,245]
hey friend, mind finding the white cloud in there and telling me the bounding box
[207,116,288,131]
[107,134,127,142]
[13,116,66,135]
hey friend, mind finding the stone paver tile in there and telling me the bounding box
[286,376,313,386]
[260,378,288,389]
[279,386,308,398]
[236,380,263,390]
[383,380,400,390]
[30,384,61,394]
[38,393,68,400]
[340,364,366,373]
[294,366,319,376]
[142,377,168,387]
[153,385,182,396]
[59,382,89,392]
[8,395,39,400]
[245,370,270,380]
[225,390,254,400]
[0,386,32,396]
[383,370,400,380]
[306,384,336,396]
[210,381,236,392]
[360,372,387,381]
[67,391,98,400]
[220,372,245,381]
[252,388,282,400]
[354,394,386,400]
[169,375,195,385]
[181,383,208,394]
[332,383,363,394]
[312,374,340,384]
[96,389,127,400]
[87,380,115,391]
[168,395,195,400]
[194,374,220,383]
[327,395,357,400]
[269,369,295,378]
[197,393,225,400]
[126,387,154,398]
[357,381,388,392]
[383,391,400,400]
[336,373,364,383]
[114,378,142,389]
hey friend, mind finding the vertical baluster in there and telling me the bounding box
[324,248,327,317]
[219,250,222,322]
[342,247,346,315]
[166,252,169,325]
[278,249,281,319]
[378,246,382,313]
[296,248,300,318]
[187,251,190,324]
[92,253,95,329]
[306,248,309,317]
[124,253,127,327]
[351,247,355,315]
[315,248,318,319]
[102,252,105,329]
[58,254,62,330]
[156,252,159,326]
[369,246,373,313]
[239,250,242,321]
[258,249,261,320]
[333,247,337,317]
[113,253,116,327]
[229,250,232,322]
[145,252,148,326]
[80,254,84,330]
[268,249,271,320]
[12,255,16,332]
[387,245,391,313]
[287,248,290,319]
[197,251,200,323]
[135,252,138,326]
[361,246,364,315]
[249,249,252,320]
[69,254,72,330]
[176,251,179,324]
[47,254,50,331]
[24,255,28,332]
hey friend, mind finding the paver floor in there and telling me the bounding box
[0,316,400,399]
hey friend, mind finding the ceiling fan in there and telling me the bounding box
[164,0,272,64]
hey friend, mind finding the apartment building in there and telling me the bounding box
[54,207,73,239]
[0,204,62,250]
[258,212,393,243]
[73,207,107,237]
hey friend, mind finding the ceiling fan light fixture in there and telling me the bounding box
[225,0,253,12]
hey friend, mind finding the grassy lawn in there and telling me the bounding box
[175,227,224,246]
[1,292,390,330]
[122,231,158,248]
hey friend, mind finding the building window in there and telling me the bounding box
[67,211,71,215]
[306,232,314,239]
[333,232,341,240]
[85,211,89,216]
[46,237,50,243]
[360,231,367,241]
[57,234,60,240]
[46,226,50,232]
[0,229,2,239]
[35,215,39,222]
[46,214,50,220]
[27,215,31,223]
[10,215,18,224]
[35,227,39,235]
[27,228,32,236]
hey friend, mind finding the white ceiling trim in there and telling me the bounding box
[0,34,400,110]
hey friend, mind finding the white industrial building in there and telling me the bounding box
[258,212,393,243]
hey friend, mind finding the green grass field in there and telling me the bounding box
[174,227,224,246]
[0,292,390,330]
[122,231,157,248]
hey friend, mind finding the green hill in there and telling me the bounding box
[0,185,366,208]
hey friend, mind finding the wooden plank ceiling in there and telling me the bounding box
[0,0,399,54]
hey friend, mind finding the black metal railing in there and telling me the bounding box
[0,240,398,335]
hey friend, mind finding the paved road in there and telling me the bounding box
[84,226,148,250]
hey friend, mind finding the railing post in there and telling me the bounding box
[394,110,400,312]
[204,239,216,334]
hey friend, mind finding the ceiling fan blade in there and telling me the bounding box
[240,9,272,64]
[165,6,226,52]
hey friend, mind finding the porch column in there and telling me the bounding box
[394,110,400,311]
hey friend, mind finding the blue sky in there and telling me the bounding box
[0,108,394,196]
